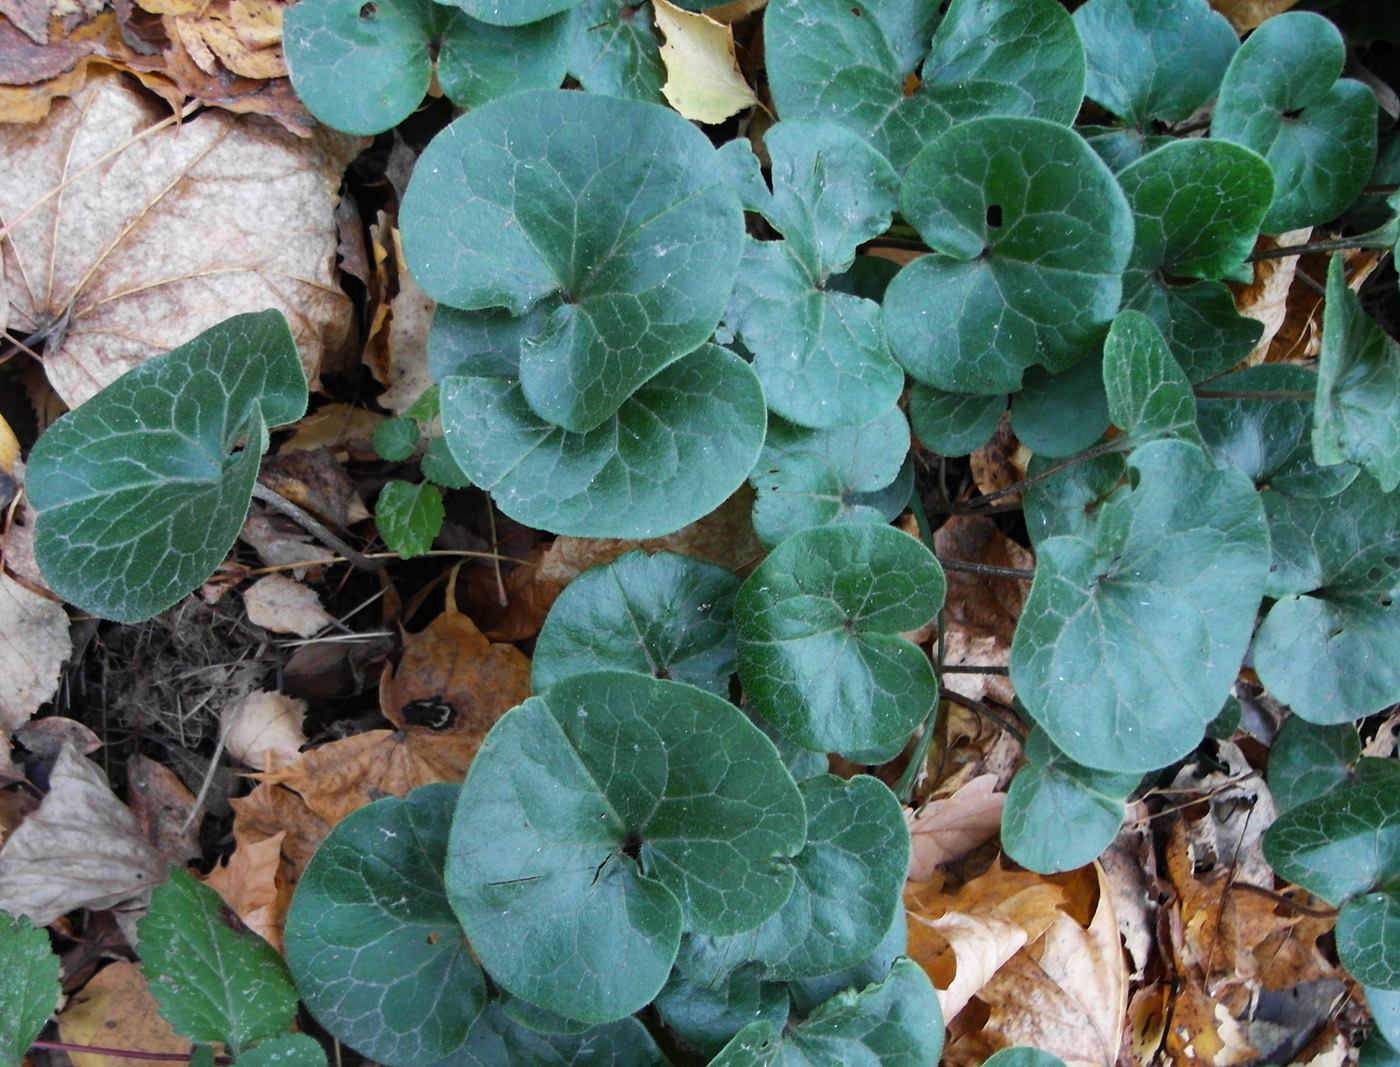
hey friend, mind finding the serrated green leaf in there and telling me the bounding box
[1022,449,1125,544]
[1074,0,1236,127]
[232,1033,327,1067]
[725,122,904,428]
[1011,361,1111,459]
[283,0,569,135]
[568,0,665,101]
[437,0,579,27]
[710,958,942,1067]
[531,550,741,695]
[401,89,743,433]
[907,385,1004,456]
[654,963,790,1059]
[439,342,765,538]
[679,775,908,982]
[28,310,305,624]
[374,418,420,462]
[1211,10,1377,233]
[1269,719,1360,815]
[402,386,440,424]
[750,410,911,550]
[736,524,944,757]
[1315,255,1400,492]
[285,785,485,1067]
[1253,482,1400,724]
[1010,439,1270,772]
[884,117,1133,395]
[446,671,806,1022]
[376,481,444,559]
[1001,728,1137,874]
[1102,310,1203,446]
[420,437,471,490]
[137,868,298,1054]
[452,1000,669,1066]
[0,912,60,1067]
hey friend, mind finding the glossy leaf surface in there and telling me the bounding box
[376,481,444,560]
[1268,719,1360,815]
[452,1002,668,1066]
[1102,310,1203,446]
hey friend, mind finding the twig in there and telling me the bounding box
[938,686,1028,740]
[250,484,384,572]
[1246,233,1394,262]
[938,558,1034,580]
[940,664,1010,675]
[31,1043,231,1065]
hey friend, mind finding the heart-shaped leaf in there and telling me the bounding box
[531,550,741,695]
[401,89,743,432]
[27,310,306,623]
[1073,0,1237,128]
[1001,728,1139,874]
[0,912,60,1067]
[376,481,444,560]
[653,963,790,1059]
[1211,10,1377,234]
[676,774,908,982]
[884,117,1134,395]
[784,904,907,1017]
[284,0,570,135]
[1102,310,1203,446]
[454,1001,669,1066]
[1253,481,1400,724]
[439,342,766,538]
[1315,255,1400,492]
[736,524,944,756]
[284,784,485,1067]
[1010,439,1270,772]
[568,0,666,101]
[1268,718,1360,815]
[441,0,580,27]
[908,385,1004,456]
[725,121,903,428]
[446,671,806,1022]
[749,409,911,550]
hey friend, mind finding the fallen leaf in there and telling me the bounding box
[125,754,202,866]
[0,69,358,408]
[0,571,71,731]
[1208,0,1300,32]
[202,822,290,950]
[228,780,329,878]
[239,511,335,575]
[654,0,757,125]
[0,742,166,944]
[969,413,1025,503]
[242,574,334,637]
[221,689,307,771]
[58,960,189,1067]
[259,445,369,528]
[278,401,386,458]
[14,716,101,757]
[906,774,1006,880]
[0,0,55,43]
[1233,227,1311,366]
[366,229,436,416]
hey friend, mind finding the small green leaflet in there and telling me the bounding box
[27,310,306,624]
[231,1033,327,1067]
[374,418,419,462]
[1022,450,1125,544]
[284,785,485,1067]
[376,481,444,559]
[1011,361,1111,458]
[137,868,299,1055]
[567,0,665,102]
[0,912,60,1067]
[1102,310,1203,447]
[908,385,1004,456]
[446,671,806,1023]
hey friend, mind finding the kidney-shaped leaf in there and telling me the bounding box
[736,524,944,757]
[28,310,306,623]
[1211,11,1377,234]
[285,784,485,1067]
[439,342,766,538]
[654,963,790,1060]
[401,89,743,433]
[566,0,666,103]
[446,671,806,1023]
[441,0,579,27]
[531,550,741,695]
[1010,439,1270,772]
[884,117,1133,395]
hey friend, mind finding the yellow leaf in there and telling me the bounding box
[653,0,757,125]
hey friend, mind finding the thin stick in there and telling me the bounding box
[940,664,1010,675]
[938,686,1027,740]
[250,484,384,572]
[939,558,1034,580]
[31,1043,230,1065]
[959,438,1127,510]
[1247,233,1394,261]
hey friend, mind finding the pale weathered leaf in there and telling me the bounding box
[242,575,334,638]
[0,573,70,730]
[222,690,308,772]
[653,0,757,125]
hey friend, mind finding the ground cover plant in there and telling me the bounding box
[2,0,1400,1063]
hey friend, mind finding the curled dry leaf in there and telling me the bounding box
[906,775,1006,881]
[1233,227,1311,366]
[242,575,334,638]
[202,821,290,950]
[228,780,329,878]
[221,689,307,771]
[0,572,71,731]
[0,69,358,409]
[14,716,101,757]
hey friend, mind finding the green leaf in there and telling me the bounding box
[1211,10,1377,234]
[453,1001,669,1066]
[283,0,569,135]
[376,481,444,559]
[28,310,305,624]
[725,122,904,428]
[1268,719,1360,815]
[654,963,790,1059]
[402,386,440,423]
[374,417,419,462]
[710,958,943,1067]
[736,524,944,756]
[1338,892,1400,990]
[285,785,485,1067]
[1011,361,1111,459]
[1368,986,1400,1053]
[1252,481,1400,724]
[531,550,741,695]
[1102,310,1203,446]
[1073,0,1236,127]
[420,437,472,491]
[679,775,908,982]
[982,1051,1068,1067]
[750,409,911,550]
[1001,728,1138,874]
[439,0,579,27]
[908,385,1004,456]
[1122,276,1263,386]
[232,1033,327,1067]
[439,342,766,538]
[1316,255,1400,492]
[0,912,60,1067]
[784,904,907,1017]
[401,89,743,433]
[446,671,806,1022]
[1009,439,1271,772]
[1022,449,1125,544]
[1196,364,1358,498]
[567,0,665,102]
[884,117,1134,395]
[137,868,299,1054]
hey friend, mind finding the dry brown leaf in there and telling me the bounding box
[1162,982,1257,1066]
[906,774,1006,880]
[0,742,165,942]
[0,0,55,43]
[0,69,358,408]
[0,413,16,474]
[1208,0,1299,32]
[1233,227,1311,366]
[654,0,757,125]
[229,779,329,878]
[125,753,201,865]
[203,822,289,950]
[365,228,436,415]
[242,574,334,637]
[0,572,71,730]
[968,413,1026,502]
[259,446,368,528]
[14,716,101,757]
[221,689,307,770]
[279,401,386,458]
[59,960,189,1067]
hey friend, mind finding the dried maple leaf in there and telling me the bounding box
[202,822,289,950]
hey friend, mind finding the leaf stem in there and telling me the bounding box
[1246,234,1393,261]
[940,664,1010,675]
[938,686,1028,740]
[938,558,1034,580]
[250,484,384,572]
[30,1043,231,1065]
